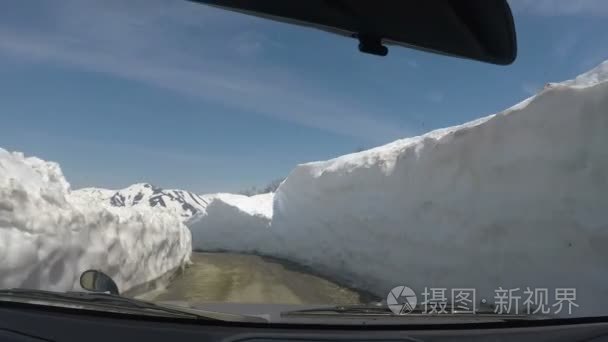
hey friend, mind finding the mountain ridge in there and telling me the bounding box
[73,182,211,220]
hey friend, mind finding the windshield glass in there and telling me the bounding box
[1,0,607,323]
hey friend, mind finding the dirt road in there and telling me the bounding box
[149,252,368,305]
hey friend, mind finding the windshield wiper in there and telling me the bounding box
[0,288,215,320]
[282,303,539,320]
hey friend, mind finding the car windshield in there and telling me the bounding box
[1,0,607,324]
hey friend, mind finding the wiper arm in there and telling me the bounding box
[0,289,210,320]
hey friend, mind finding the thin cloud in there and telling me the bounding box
[234,39,263,57]
[407,60,419,68]
[553,32,580,60]
[426,91,444,103]
[231,31,281,57]
[0,0,409,143]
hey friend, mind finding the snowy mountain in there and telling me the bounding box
[73,183,211,220]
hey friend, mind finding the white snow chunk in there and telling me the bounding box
[187,193,275,253]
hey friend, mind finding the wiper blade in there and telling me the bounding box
[282,303,537,320]
[283,304,393,316]
[0,289,211,320]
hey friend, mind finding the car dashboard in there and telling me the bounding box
[2,302,608,342]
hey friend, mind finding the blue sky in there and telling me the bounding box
[1,0,608,193]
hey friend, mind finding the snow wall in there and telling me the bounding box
[269,62,608,316]
[189,61,608,317]
[188,193,274,253]
[0,149,192,294]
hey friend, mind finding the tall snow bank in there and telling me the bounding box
[0,149,191,293]
[188,193,274,253]
[269,62,608,316]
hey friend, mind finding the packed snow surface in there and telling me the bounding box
[0,149,192,293]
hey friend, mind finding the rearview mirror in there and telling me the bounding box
[80,270,120,295]
[190,0,517,65]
